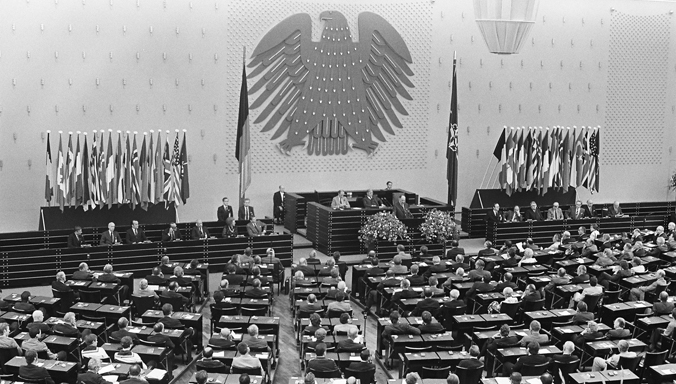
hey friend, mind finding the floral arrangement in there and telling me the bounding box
[359,212,409,243]
[418,209,457,243]
[670,171,676,192]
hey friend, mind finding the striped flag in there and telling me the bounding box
[168,132,183,206]
[44,132,54,204]
[236,62,252,205]
[162,133,171,204]
[587,127,600,193]
[140,133,150,210]
[106,131,115,209]
[81,134,91,210]
[130,133,140,209]
[74,133,83,205]
[89,132,101,209]
[154,131,164,204]
[65,133,74,204]
[180,131,190,204]
[56,133,66,211]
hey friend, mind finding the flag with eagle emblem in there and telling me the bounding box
[247,11,414,156]
[447,54,458,207]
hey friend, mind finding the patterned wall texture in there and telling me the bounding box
[604,11,670,166]
[226,0,432,174]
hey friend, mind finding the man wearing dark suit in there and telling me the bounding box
[484,325,520,355]
[158,303,184,329]
[445,241,465,260]
[567,200,586,220]
[571,302,595,325]
[390,279,421,308]
[347,350,376,373]
[466,276,496,303]
[336,328,365,352]
[443,290,466,310]
[161,223,182,242]
[597,260,633,289]
[53,312,81,338]
[238,198,255,221]
[381,311,421,339]
[504,341,551,376]
[406,265,426,286]
[20,350,55,384]
[524,202,543,221]
[550,341,579,366]
[27,310,51,335]
[547,202,565,221]
[246,216,265,237]
[147,323,177,358]
[273,186,285,224]
[653,291,675,315]
[544,268,571,292]
[362,189,384,209]
[100,222,123,245]
[364,258,385,276]
[607,318,631,339]
[52,271,73,294]
[77,358,114,384]
[422,257,447,279]
[495,273,518,292]
[68,226,86,248]
[607,201,624,217]
[111,318,141,344]
[13,291,36,313]
[190,220,211,240]
[486,203,504,224]
[223,264,246,286]
[584,200,596,218]
[125,220,148,244]
[306,343,340,373]
[244,279,268,298]
[505,206,524,222]
[457,345,484,369]
[119,365,147,384]
[145,267,167,285]
[298,294,323,315]
[501,249,520,269]
[96,264,121,284]
[411,289,441,317]
[449,254,470,272]
[208,328,236,349]
[217,197,235,222]
[196,347,226,372]
[72,262,93,280]
[417,310,445,334]
[161,282,190,307]
[393,195,413,220]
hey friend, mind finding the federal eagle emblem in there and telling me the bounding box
[248,11,414,156]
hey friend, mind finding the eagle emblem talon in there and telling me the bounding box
[248,11,414,156]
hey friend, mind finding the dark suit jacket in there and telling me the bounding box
[418,322,445,334]
[411,298,441,316]
[467,282,495,298]
[120,378,149,384]
[238,206,256,220]
[654,302,675,316]
[217,205,234,222]
[147,333,175,349]
[77,371,112,384]
[486,335,520,353]
[568,207,586,220]
[423,264,448,278]
[161,228,182,242]
[223,273,246,286]
[347,361,376,372]
[571,274,590,284]
[208,337,236,349]
[513,354,551,373]
[608,205,623,217]
[52,280,73,293]
[524,208,543,221]
[362,195,383,208]
[495,282,518,292]
[146,275,167,285]
[244,287,268,298]
[584,205,596,218]
[27,321,51,335]
[457,358,484,370]
[607,329,631,339]
[125,228,148,244]
[13,302,36,313]
[572,312,595,325]
[100,230,122,245]
[161,290,189,305]
[391,289,421,303]
[486,210,504,224]
[307,357,340,372]
[222,225,238,238]
[53,323,80,338]
[273,191,284,212]
[111,329,141,344]
[68,232,84,248]
[446,248,465,259]
[19,364,55,384]
[365,267,385,277]
[336,339,365,352]
[190,227,210,240]
[393,202,413,220]
[505,210,523,222]
[72,270,93,280]
[551,354,579,365]
[246,221,265,237]
[97,273,121,284]
[159,316,184,329]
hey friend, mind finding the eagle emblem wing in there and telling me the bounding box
[248,11,414,156]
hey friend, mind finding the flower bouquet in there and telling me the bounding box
[418,209,457,243]
[359,211,409,245]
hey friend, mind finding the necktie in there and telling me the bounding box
[246,207,249,220]
[134,229,137,237]
[110,231,114,243]
[171,231,174,240]
[576,209,580,217]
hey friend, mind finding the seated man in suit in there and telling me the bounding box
[211,289,235,309]
[362,189,384,209]
[147,323,178,364]
[72,262,93,280]
[161,223,183,242]
[242,325,270,352]
[347,349,376,373]
[190,220,211,240]
[100,222,123,245]
[244,279,268,299]
[81,334,110,361]
[298,294,323,317]
[223,263,247,286]
[161,281,190,308]
[425,277,445,297]
[524,201,543,221]
[77,358,114,384]
[246,216,266,237]
[520,320,549,346]
[468,259,491,282]
[53,312,82,338]
[238,198,256,221]
[27,310,51,335]
[550,341,578,366]
[486,203,504,224]
[466,275,496,304]
[125,220,149,244]
[591,339,635,371]
[196,347,225,372]
[607,201,624,218]
[20,350,55,384]
[495,272,518,292]
[572,301,595,325]
[306,342,340,373]
[504,341,551,376]
[544,268,570,292]
[571,265,590,284]
[411,288,440,317]
[217,197,234,222]
[584,199,596,218]
[484,324,520,355]
[114,336,147,369]
[0,323,22,354]
[336,327,365,352]
[146,267,167,285]
[574,321,605,347]
[327,291,352,313]
[111,318,140,344]
[547,202,564,221]
[208,327,236,349]
[505,205,523,222]
[406,264,426,286]
[120,364,146,384]
[158,303,185,329]
[13,291,36,313]
[331,190,350,209]
[389,279,420,310]
[567,200,586,220]
[449,254,470,272]
[381,310,421,340]
[653,291,675,315]
[96,264,121,284]
[22,327,67,360]
[333,313,359,335]
[423,256,447,279]
[597,260,633,289]
[418,310,445,334]
[443,289,466,310]
[387,256,408,274]
[445,240,465,260]
[457,345,483,369]
[393,194,413,220]
[68,226,87,248]
[306,250,321,265]
[607,317,631,339]
[134,279,159,299]
[52,271,78,300]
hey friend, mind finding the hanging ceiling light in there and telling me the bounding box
[474,0,540,54]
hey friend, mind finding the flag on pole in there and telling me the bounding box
[154,131,164,204]
[504,128,515,196]
[180,131,190,204]
[493,128,506,161]
[446,52,459,207]
[44,132,54,204]
[525,129,535,189]
[56,133,66,211]
[74,134,83,205]
[561,128,572,189]
[130,133,140,210]
[168,132,182,206]
[81,134,90,210]
[162,133,171,205]
[540,128,550,195]
[236,59,252,206]
[140,133,150,210]
[65,133,74,205]
[89,132,100,209]
[106,131,115,209]
[588,127,600,193]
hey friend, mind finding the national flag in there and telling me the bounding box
[89,132,100,209]
[574,127,587,187]
[167,132,183,206]
[236,62,252,206]
[504,128,515,195]
[518,129,530,191]
[446,53,459,207]
[561,128,572,189]
[525,129,536,189]
[162,134,171,203]
[497,128,508,190]
[81,134,91,210]
[140,133,150,210]
[493,127,506,161]
[119,132,129,206]
[56,133,66,211]
[588,128,600,193]
[105,131,115,209]
[44,131,54,203]
[179,131,190,204]
[512,129,523,192]
[547,127,561,191]
[74,133,83,205]
[65,133,74,205]
[154,131,164,204]
[540,128,550,195]
[130,133,140,210]
[98,132,107,208]
[532,129,543,190]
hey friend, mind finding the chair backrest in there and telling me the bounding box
[241,307,267,317]
[159,295,186,312]
[582,294,602,313]
[522,298,546,312]
[603,290,621,304]
[456,365,484,384]
[643,350,669,383]
[344,367,375,384]
[552,358,580,384]
[0,348,18,373]
[79,289,103,303]
[18,376,45,384]
[196,360,228,374]
[618,355,641,371]
[521,361,550,376]
[131,295,157,317]
[308,368,342,379]
[421,366,450,379]
[231,366,262,376]
[405,346,432,353]
[500,301,521,319]
[51,288,75,312]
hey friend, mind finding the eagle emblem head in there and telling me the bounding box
[248,11,414,156]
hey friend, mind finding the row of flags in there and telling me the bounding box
[493,126,600,196]
[44,130,190,211]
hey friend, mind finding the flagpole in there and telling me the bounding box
[487,161,500,190]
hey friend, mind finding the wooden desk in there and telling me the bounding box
[4,356,78,384]
[569,369,639,384]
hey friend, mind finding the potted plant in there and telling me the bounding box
[359,212,409,251]
[418,209,458,243]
